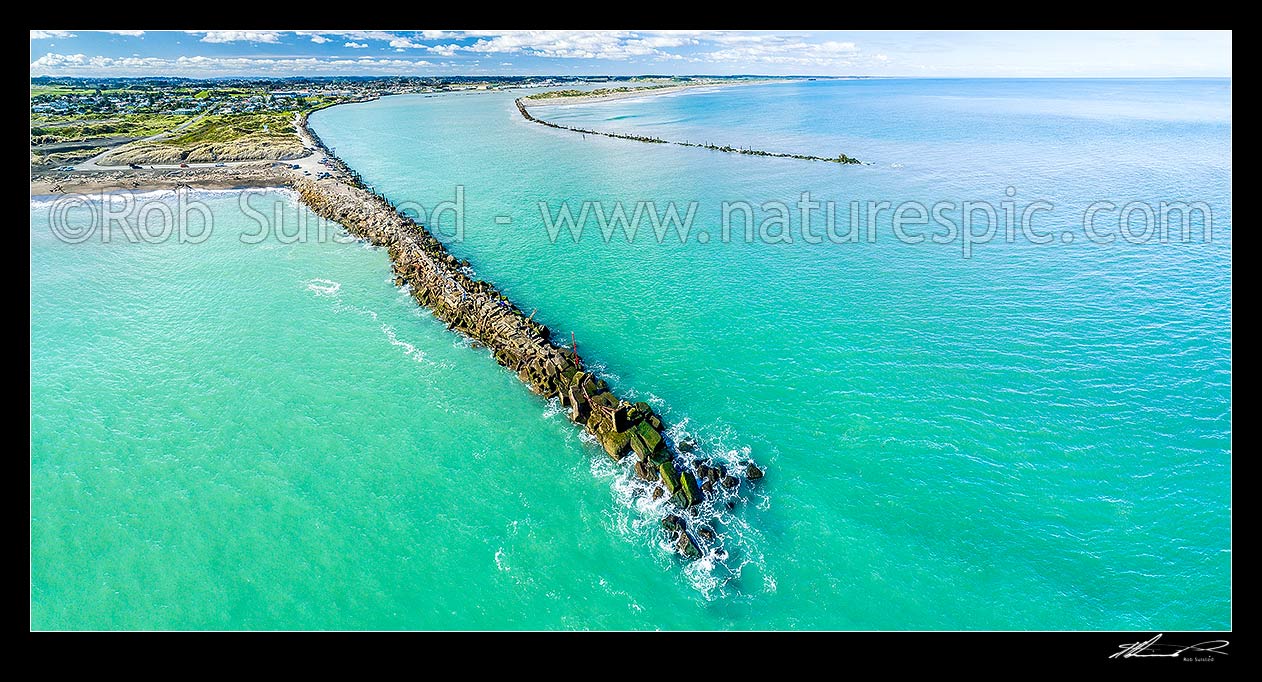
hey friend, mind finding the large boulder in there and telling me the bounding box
[680,471,703,507]
[659,462,681,495]
[591,391,618,410]
[599,428,632,461]
[661,514,686,534]
[746,463,765,480]
[676,532,702,560]
[629,430,652,460]
[630,421,664,460]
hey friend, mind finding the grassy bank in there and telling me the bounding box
[97,112,305,165]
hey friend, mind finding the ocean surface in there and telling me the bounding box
[30,78,1231,630]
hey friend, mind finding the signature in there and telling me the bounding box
[1111,634,1229,659]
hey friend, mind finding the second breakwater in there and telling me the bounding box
[516,97,862,165]
[297,108,764,563]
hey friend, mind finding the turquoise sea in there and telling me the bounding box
[30,79,1231,629]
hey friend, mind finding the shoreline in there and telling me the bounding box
[522,78,788,107]
[30,165,296,196]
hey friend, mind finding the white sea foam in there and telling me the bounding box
[307,277,438,365]
[305,278,342,297]
[541,397,567,421]
[381,324,425,363]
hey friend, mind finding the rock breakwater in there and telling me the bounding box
[516,97,862,165]
[295,115,765,561]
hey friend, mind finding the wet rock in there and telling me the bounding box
[697,526,716,541]
[659,462,681,495]
[680,471,703,507]
[676,532,702,560]
[652,487,665,500]
[599,428,633,461]
[722,475,739,489]
[630,421,663,460]
[592,391,619,410]
[661,514,686,533]
[701,479,714,494]
[746,463,765,480]
[696,463,710,480]
[635,460,660,482]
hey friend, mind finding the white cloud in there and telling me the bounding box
[305,34,330,44]
[344,42,368,49]
[389,37,423,49]
[101,30,145,37]
[30,30,75,40]
[196,31,282,44]
[319,30,403,42]
[708,32,807,45]
[701,39,861,66]
[31,52,435,76]
[461,30,682,60]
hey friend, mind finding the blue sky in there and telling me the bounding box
[30,30,1232,78]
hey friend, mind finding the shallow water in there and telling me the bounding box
[31,78,1231,629]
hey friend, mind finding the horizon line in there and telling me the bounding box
[31,74,1233,80]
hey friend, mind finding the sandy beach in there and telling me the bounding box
[522,78,789,107]
[30,164,298,197]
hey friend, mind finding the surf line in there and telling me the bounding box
[515,97,863,165]
[294,112,765,562]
